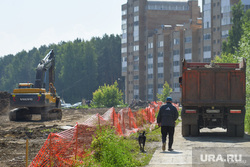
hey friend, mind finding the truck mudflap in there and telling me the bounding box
[181,107,199,137]
[227,108,245,137]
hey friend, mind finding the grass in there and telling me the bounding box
[76,125,156,167]
[75,107,182,167]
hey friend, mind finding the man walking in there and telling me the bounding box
[157,97,178,151]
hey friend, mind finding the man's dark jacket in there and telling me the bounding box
[157,102,178,127]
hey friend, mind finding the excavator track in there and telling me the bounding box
[9,108,62,121]
[41,109,62,121]
[9,108,32,121]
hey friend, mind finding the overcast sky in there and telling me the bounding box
[0,0,201,57]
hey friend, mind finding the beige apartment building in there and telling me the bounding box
[121,0,201,104]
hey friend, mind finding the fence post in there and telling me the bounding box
[141,110,144,126]
[49,134,52,167]
[26,139,28,167]
[113,109,115,127]
[129,109,131,130]
[98,114,100,127]
[75,124,78,160]
[123,110,125,133]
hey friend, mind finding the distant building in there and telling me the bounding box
[201,0,250,62]
[121,0,201,104]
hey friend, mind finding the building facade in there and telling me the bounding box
[121,0,201,104]
[201,0,250,62]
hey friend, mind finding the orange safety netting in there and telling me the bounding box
[29,102,164,167]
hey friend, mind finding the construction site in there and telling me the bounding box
[0,91,160,167]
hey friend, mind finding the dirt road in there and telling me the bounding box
[0,108,109,167]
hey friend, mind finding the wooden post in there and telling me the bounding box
[129,109,131,130]
[113,109,115,127]
[123,110,125,133]
[98,114,100,127]
[75,124,78,160]
[49,134,52,167]
[26,139,28,167]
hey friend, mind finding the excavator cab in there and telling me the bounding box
[18,83,34,88]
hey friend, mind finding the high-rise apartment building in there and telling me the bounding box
[202,0,250,62]
[121,0,201,104]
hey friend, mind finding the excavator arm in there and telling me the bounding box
[34,49,55,88]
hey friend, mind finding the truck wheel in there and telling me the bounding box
[182,124,190,137]
[227,124,236,137]
[191,125,199,136]
[236,124,244,137]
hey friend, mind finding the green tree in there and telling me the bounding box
[157,81,172,102]
[92,81,123,107]
[213,53,239,63]
[223,1,244,54]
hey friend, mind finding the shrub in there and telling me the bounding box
[92,81,123,107]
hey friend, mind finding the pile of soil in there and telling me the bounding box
[0,92,10,115]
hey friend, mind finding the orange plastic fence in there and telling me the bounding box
[29,102,165,167]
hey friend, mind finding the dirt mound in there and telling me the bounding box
[0,92,10,115]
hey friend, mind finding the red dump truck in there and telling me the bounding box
[179,59,246,137]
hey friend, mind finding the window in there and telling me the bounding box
[222,30,229,38]
[173,50,180,55]
[148,53,153,58]
[174,72,179,77]
[148,64,153,69]
[158,41,164,47]
[148,42,153,49]
[158,62,163,67]
[185,48,192,54]
[134,16,139,22]
[121,47,127,53]
[133,75,139,80]
[158,73,163,78]
[122,9,127,15]
[134,45,139,51]
[204,58,211,62]
[134,64,139,71]
[148,74,153,79]
[173,61,179,66]
[204,33,211,40]
[158,84,163,88]
[134,6,139,12]
[174,38,180,45]
[134,25,139,41]
[184,36,192,43]
[133,56,139,61]
[203,46,211,52]
[158,52,163,57]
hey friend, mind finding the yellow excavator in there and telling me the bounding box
[9,50,62,121]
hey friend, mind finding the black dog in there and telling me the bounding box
[138,131,146,152]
